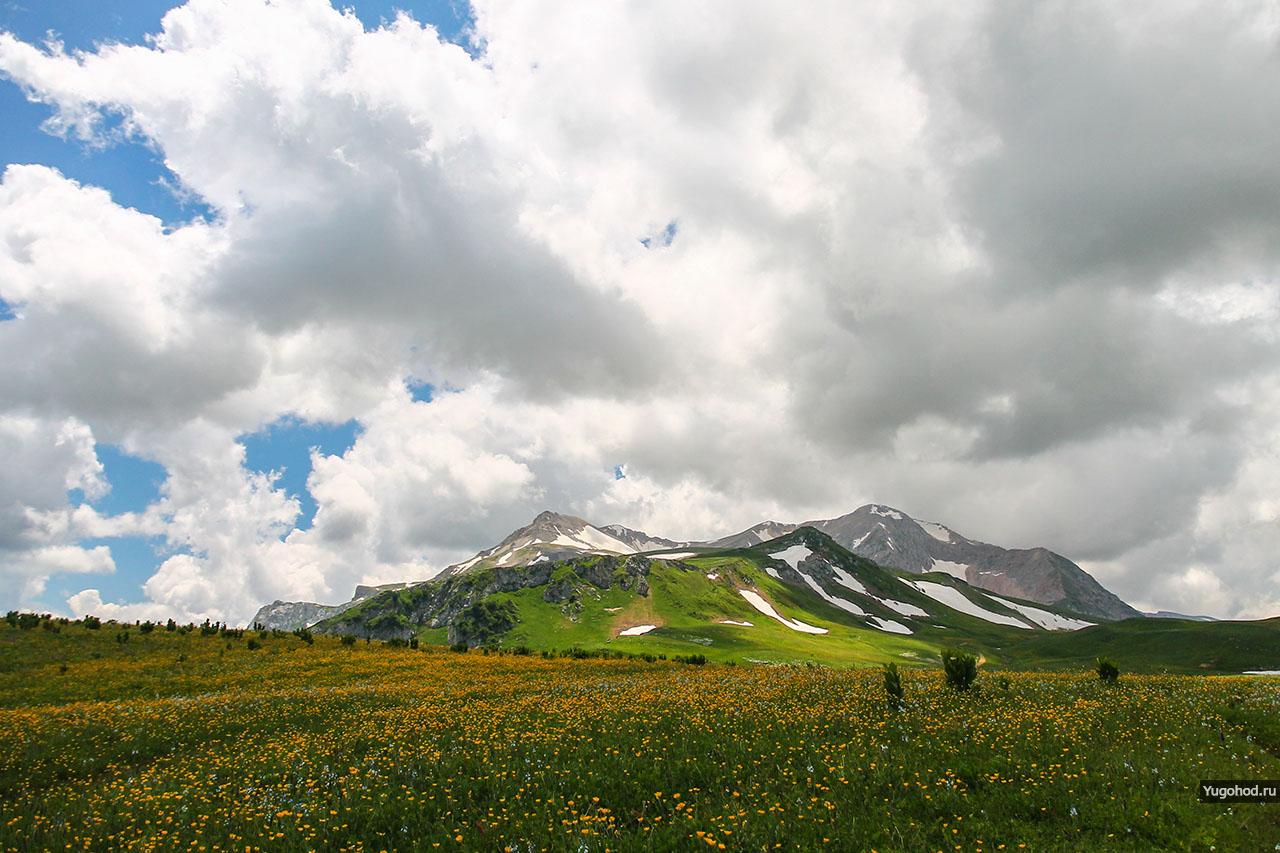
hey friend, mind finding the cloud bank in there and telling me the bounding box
[1,0,1278,621]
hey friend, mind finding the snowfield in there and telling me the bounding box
[874,596,930,618]
[618,625,657,636]
[869,616,913,634]
[988,596,1094,631]
[918,520,953,542]
[830,565,868,594]
[908,581,1033,629]
[930,559,970,580]
[738,589,828,634]
[770,544,812,570]
[798,573,867,616]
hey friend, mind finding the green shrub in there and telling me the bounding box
[139,621,156,634]
[675,654,707,666]
[1096,657,1120,684]
[246,639,261,651]
[941,648,978,691]
[293,627,314,644]
[450,642,469,653]
[165,618,177,632]
[17,612,40,630]
[883,662,904,710]
[340,634,357,646]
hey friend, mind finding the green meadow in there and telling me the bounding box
[2,620,1279,851]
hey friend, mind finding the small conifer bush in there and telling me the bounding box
[883,662,904,710]
[941,648,978,691]
[1096,657,1120,684]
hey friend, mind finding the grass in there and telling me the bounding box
[1004,617,1280,674]
[2,621,1280,850]
[485,556,938,666]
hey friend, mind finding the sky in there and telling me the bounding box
[0,1,1277,625]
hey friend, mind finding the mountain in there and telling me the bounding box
[312,526,1278,672]
[251,582,411,631]
[599,523,685,552]
[1146,610,1216,621]
[437,511,647,578]
[702,521,798,549]
[317,527,1104,661]
[798,504,1140,621]
[429,505,1137,621]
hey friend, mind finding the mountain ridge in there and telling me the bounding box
[255,503,1139,630]
[433,504,1138,621]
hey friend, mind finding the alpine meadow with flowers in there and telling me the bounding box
[2,619,1280,851]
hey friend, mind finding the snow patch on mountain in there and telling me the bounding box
[830,565,868,595]
[869,616,913,634]
[988,596,1094,631]
[930,559,970,580]
[874,596,930,618]
[918,520,953,542]
[738,589,828,634]
[618,624,657,636]
[798,573,867,616]
[909,580,1033,629]
[770,544,813,570]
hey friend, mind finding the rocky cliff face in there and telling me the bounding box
[250,582,411,631]
[250,600,347,631]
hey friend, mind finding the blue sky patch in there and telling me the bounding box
[347,1,474,45]
[92,445,168,515]
[408,379,435,403]
[51,534,171,611]
[240,417,362,530]
[51,446,170,613]
[0,296,13,321]
[640,220,678,249]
